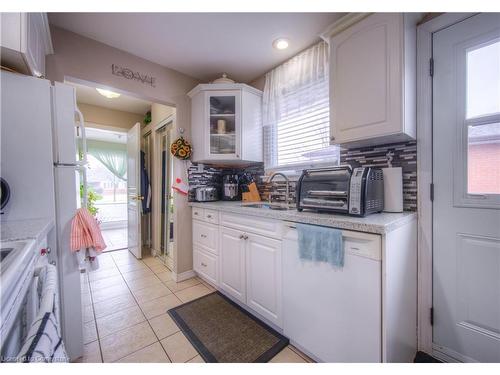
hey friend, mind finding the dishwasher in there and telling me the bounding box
[282,223,382,362]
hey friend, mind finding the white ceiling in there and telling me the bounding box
[48,13,345,83]
[86,127,126,143]
[67,81,152,114]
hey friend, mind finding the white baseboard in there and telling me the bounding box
[173,269,196,282]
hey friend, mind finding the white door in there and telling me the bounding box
[219,226,246,303]
[127,123,142,259]
[433,13,500,362]
[245,233,282,327]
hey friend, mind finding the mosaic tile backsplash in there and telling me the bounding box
[340,141,417,211]
[188,140,417,211]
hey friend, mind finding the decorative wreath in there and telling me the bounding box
[170,137,192,160]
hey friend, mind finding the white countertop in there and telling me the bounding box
[0,218,55,243]
[189,201,416,234]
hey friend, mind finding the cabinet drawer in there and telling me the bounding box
[192,207,204,220]
[220,212,283,239]
[194,247,218,286]
[192,220,219,254]
[204,209,219,224]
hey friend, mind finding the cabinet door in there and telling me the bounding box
[25,13,45,77]
[246,233,282,327]
[219,226,246,303]
[330,13,402,144]
[205,90,241,160]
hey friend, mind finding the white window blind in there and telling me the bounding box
[263,41,338,171]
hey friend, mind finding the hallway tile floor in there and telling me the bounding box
[79,249,311,363]
[101,228,128,252]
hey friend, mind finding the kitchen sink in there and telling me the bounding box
[241,203,290,211]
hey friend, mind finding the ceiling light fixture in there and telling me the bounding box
[273,38,289,50]
[96,88,121,99]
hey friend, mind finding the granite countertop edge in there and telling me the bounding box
[1,218,55,243]
[188,201,416,235]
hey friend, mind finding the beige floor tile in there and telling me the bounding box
[148,313,180,340]
[126,274,162,292]
[132,283,172,304]
[83,320,98,344]
[288,346,314,363]
[269,347,307,363]
[91,283,132,304]
[93,293,137,319]
[116,342,171,363]
[81,292,93,306]
[90,275,126,290]
[148,263,169,274]
[121,267,154,282]
[82,304,94,323]
[156,271,174,283]
[199,280,217,292]
[175,283,212,303]
[88,268,122,282]
[164,277,201,293]
[80,340,102,363]
[100,321,157,363]
[160,331,198,363]
[139,294,183,319]
[116,261,148,272]
[96,305,146,338]
[142,256,163,266]
[188,355,205,363]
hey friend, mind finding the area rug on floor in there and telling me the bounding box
[168,291,289,363]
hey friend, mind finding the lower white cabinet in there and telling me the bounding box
[218,223,283,327]
[219,226,247,304]
[193,247,218,286]
[245,233,282,327]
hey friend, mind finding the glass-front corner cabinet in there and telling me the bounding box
[188,83,263,163]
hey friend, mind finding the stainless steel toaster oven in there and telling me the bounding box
[296,166,384,217]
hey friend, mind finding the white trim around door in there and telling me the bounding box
[416,12,477,356]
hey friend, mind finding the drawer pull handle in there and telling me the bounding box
[350,247,360,251]
[201,262,207,267]
[201,234,207,238]
[243,235,248,240]
[207,214,212,218]
[194,212,199,215]
[239,234,245,239]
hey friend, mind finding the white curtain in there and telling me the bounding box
[263,41,337,170]
[86,139,127,181]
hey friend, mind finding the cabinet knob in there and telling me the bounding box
[207,214,212,218]
[201,262,207,267]
[194,212,199,215]
[201,234,207,238]
[330,136,336,141]
[243,235,249,240]
[239,234,245,239]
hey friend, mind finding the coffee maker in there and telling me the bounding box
[222,174,240,201]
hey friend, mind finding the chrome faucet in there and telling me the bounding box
[268,172,290,207]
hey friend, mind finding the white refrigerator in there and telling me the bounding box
[1,71,86,360]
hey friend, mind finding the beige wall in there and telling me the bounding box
[78,103,143,130]
[46,26,200,276]
[249,75,265,91]
[151,103,175,127]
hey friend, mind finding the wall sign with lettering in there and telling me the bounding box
[111,64,156,87]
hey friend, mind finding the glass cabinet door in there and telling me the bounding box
[207,91,240,157]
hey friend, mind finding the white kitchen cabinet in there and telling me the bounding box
[246,233,282,327]
[219,226,247,303]
[193,246,218,286]
[323,13,420,147]
[187,83,263,163]
[0,13,53,77]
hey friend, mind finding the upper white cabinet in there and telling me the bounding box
[323,13,420,147]
[188,83,263,163]
[0,13,53,77]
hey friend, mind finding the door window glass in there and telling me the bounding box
[468,122,500,194]
[466,41,500,119]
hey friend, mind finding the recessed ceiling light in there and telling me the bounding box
[273,38,289,50]
[96,88,121,99]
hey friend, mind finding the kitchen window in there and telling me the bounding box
[263,41,338,172]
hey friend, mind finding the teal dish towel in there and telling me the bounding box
[296,223,344,267]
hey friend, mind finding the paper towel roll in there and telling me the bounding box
[382,167,403,213]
